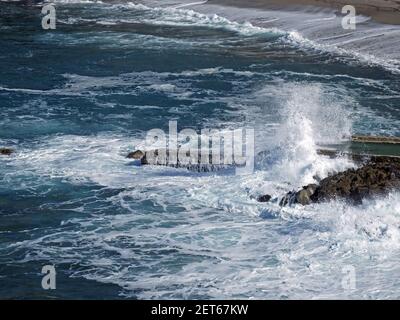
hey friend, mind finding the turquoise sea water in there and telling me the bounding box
[1,2,400,299]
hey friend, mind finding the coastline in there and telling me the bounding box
[209,0,400,25]
[147,0,400,68]
[2,1,400,300]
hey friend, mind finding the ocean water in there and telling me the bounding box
[0,1,400,299]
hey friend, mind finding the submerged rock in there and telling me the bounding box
[257,194,272,203]
[0,148,14,156]
[258,157,400,206]
[126,150,148,164]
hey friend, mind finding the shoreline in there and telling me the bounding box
[208,0,400,25]
[172,0,400,66]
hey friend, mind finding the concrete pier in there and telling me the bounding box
[352,135,400,145]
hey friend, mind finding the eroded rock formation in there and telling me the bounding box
[0,148,14,156]
[258,157,400,206]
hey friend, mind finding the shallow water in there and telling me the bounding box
[0,1,400,299]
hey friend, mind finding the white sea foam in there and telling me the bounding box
[123,2,274,36]
[5,114,400,299]
[286,31,400,74]
[52,0,280,37]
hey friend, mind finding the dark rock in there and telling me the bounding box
[309,157,400,205]
[257,194,272,203]
[296,189,310,205]
[258,157,400,206]
[279,191,296,207]
[295,184,317,206]
[268,184,318,206]
[0,148,14,156]
[127,150,144,159]
[296,189,311,205]
[127,150,148,164]
[126,148,238,172]
[306,184,318,195]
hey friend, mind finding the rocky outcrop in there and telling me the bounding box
[297,184,319,204]
[310,157,400,204]
[127,150,148,164]
[258,157,400,206]
[126,149,238,172]
[128,148,400,205]
[257,194,272,203]
[0,148,14,156]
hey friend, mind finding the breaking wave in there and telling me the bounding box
[51,1,400,74]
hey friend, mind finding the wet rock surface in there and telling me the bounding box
[127,149,237,172]
[310,157,400,204]
[0,148,14,156]
[126,150,148,164]
[259,157,400,206]
[257,194,272,203]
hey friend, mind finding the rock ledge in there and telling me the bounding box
[258,157,400,206]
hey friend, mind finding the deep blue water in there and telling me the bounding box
[1,2,400,299]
